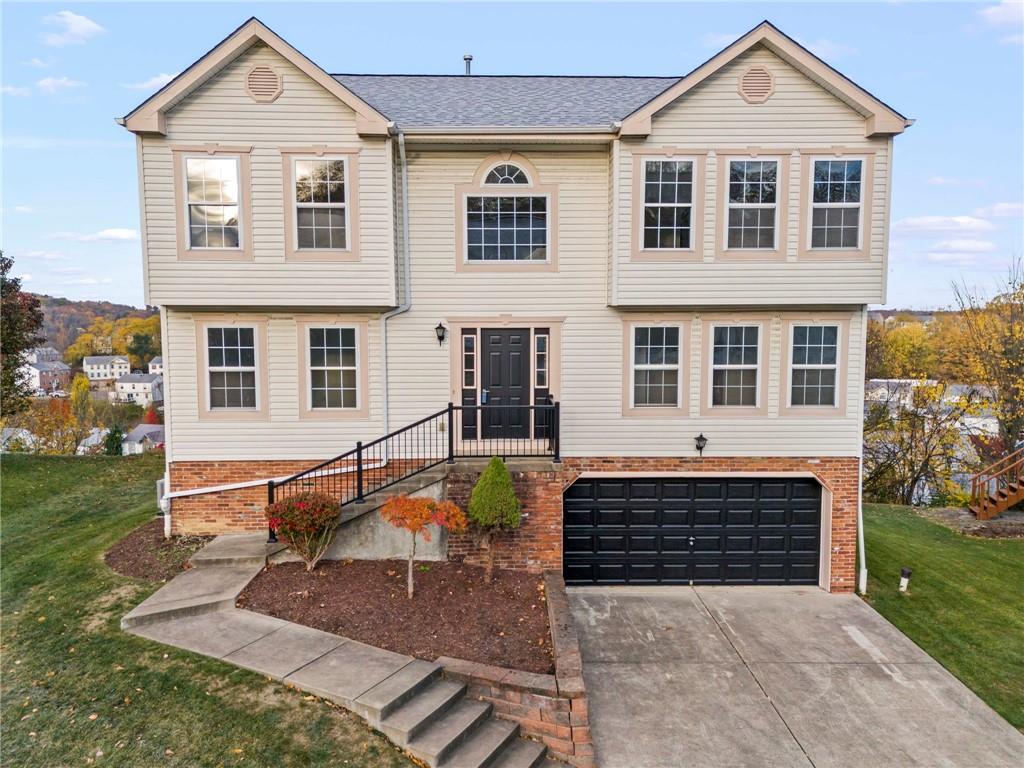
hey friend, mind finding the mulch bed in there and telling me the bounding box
[105,518,214,582]
[237,559,554,674]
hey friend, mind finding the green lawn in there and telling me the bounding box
[1,453,413,768]
[864,503,1024,731]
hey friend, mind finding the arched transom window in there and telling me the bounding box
[484,163,530,185]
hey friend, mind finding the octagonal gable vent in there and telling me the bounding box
[246,66,282,103]
[738,66,774,104]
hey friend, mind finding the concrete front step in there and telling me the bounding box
[442,718,519,768]
[406,699,494,766]
[354,659,441,724]
[121,564,264,628]
[380,678,467,744]
[489,739,548,768]
[190,533,286,568]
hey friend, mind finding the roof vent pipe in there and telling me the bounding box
[463,54,473,75]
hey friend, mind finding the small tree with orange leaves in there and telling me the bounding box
[380,495,467,598]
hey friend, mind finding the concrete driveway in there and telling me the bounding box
[569,586,1024,768]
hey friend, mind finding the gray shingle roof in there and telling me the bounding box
[333,74,678,130]
[117,373,161,384]
[84,355,130,365]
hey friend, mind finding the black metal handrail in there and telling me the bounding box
[267,401,559,541]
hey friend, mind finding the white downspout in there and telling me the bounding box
[857,454,868,594]
[380,132,413,440]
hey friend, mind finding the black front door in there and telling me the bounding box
[481,328,529,439]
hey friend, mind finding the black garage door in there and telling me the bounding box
[563,477,821,585]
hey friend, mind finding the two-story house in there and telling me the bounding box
[112,372,164,407]
[83,355,132,382]
[121,18,910,593]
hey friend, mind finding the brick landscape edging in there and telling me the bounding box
[437,572,593,767]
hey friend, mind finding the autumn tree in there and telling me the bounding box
[1,252,44,416]
[64,314,161,367]
[143,402,162,425]
[380,496,467,598]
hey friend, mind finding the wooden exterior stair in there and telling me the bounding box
[969,447,1024,520]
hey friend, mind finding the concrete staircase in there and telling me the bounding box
[121,534,550,768]
[338,466,449,525]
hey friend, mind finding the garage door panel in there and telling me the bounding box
[563,477,821,586]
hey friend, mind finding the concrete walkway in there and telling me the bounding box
[121,534,546,768]
[569,586,1024,768]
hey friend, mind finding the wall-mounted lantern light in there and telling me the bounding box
[695,433,708,456]
[435,322,447,346]
[899,567,912,593]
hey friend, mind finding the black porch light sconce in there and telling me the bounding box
[435,322,447,346]
[694,433,708,456]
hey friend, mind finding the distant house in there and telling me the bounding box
[148,356,163,375]
[111,373,164,407]
[26,346,61,364]
[76,427,110,456]
[122,424,165,455]
[20,360,72,393]
[83,355,131,382]
[1,427,36,452]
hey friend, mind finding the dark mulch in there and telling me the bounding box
[105,518,214,582]
[237,559,554,674]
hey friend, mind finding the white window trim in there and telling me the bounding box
[640,156,698,253]
[182,154,244,252]
[461,191,552,264]
[482,161,533,186]
[203,324,260,412]
[708,322,763,409]
[290,155,352,254]
[629,323,683,408]
[723,157,781,251]
[304,324,361,411]
[787,322,842,408]
[807,156,866,251]
[462,333,476,390]
[534,332,549,389]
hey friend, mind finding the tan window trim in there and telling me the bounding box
[281,147,361,262]
[798,148,876,261]
[630,148,706,262]
[194,315,269,422]
[172,145,253,262]
[454,152,559,274]
[699,316,770,417]
[621,316,690,418]
[296,317,370,420]
[779,317,849,418]
[715,149,791,261]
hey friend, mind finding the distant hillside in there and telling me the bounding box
[31,294,156,352]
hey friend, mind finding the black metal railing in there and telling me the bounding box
[267,401,559,541]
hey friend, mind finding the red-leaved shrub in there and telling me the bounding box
[265,492,339,572]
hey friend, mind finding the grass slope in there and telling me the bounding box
[864,503,1024,731]
[1,453,412,768]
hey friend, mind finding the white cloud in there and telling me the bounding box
[18,249,68,261]
[24,57,55,68]
[42,10,105,47]
[797,37,858,60]
[19,273,33,282]
[14,205,36,213]
[51,266,85,274]
[926,176,985,187]
[930,239,998,254]
[891,215,995,236]
[980,1,1024,26]
[974,201,1024,218]
[49,228,139,242]
[1002,33,1024,44]
[36,76,85,94]
[2,85,32,97]
[120,72,178,90]
[701,32,741,49]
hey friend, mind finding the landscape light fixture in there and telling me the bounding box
[899,567,912,593]
[435,322,447,346]
[695,433,708,456]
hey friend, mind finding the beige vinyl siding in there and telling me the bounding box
[139,44,395,308]
[165,308,384,461]
[615,45,889,306]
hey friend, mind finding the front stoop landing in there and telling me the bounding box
[121,533,549,768]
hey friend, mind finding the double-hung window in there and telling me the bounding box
[811,159,862,249]
[643,159,694,249]
[465,163,547,262]
[308,327,358,409]
[186,157,241,249]
[632,326,681,407]
[294,158,348,250]
[790,325,839,406]
[207,327,256,409]
[711,325,759,407]
[726,160,777,249]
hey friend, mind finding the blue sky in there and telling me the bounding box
[2,1,1022,309]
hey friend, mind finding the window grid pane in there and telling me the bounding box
[791,324,838,406]
[643,160,693,249]
[711,325,759,407]
[465,195,548,261]
[207,326,256,409]
[484,164,529,185]
[309,327,358,409]
[632,326,680,407]
[186,157,240,249]
[296,159,347,250]
[811,159,861,249]
[535,334,548,389]
[726,160,777,249]
[463,334,476,389]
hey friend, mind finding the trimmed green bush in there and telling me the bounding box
[467,456,521,580]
